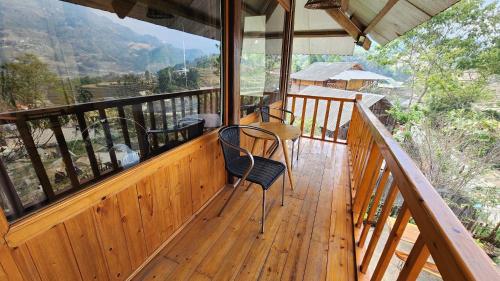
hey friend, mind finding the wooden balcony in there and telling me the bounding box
[0,96,497,281]
[133,138,355,281]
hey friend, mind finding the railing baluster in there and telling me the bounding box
[197,94,202,113]
[98,109,119,170]
[189,95,194,115]
[333,101,344,142]
[371,203,411,281]
[76,112,100,178]
[180,97,186,118]
[147,102,158,148]
[355,155,384,228]
[117,106,131,149]
[353,142,380,215]
[0,159,24,217]
[215,91,220,113]
[360,182,399,273]
[132,104,149,159]
[321,99,331,140]
[396,235,430,281]
[15,119,55,199]
[310,98,319,138]
[300,97,307,135]
[358,167,391,246]
[160,100,169,143]
[171,98,178,125]
[204,93,209,113]
[49,116,80,189]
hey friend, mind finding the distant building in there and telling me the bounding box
[290,62,391,92]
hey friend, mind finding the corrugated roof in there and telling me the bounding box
[290,62,359,82]
[288,86,384,131]
[349,0,459,45]
[330,70,391,81]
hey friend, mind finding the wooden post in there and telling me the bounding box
[223,0,242,124]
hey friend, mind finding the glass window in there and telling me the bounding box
[240,0,285,117]
[0,0,222,220]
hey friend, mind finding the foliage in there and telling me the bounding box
[291,54,341,72]
[0,54,61,110]
[157,66,200,92]
[369,0,499,107]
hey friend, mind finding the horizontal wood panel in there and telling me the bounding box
[0,129,226,281]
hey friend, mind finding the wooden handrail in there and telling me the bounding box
[349,101,499,280]
[0,88,219,122]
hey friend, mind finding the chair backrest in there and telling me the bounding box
[218,126,241,167]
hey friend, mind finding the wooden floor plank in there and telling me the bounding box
[132,139,356,281]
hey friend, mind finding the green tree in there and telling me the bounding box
[369,0,499,108]
[0,54,60,110]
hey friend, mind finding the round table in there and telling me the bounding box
[244,122,301,190]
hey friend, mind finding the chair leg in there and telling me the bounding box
[291,141,294,169]
[218,178,242,217]
[261,189,266,233]
[297,137,301,161]
[281,174,285,206]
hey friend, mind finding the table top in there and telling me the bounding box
[244,122,301,140]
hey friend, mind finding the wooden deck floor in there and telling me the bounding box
[133,139,356,281]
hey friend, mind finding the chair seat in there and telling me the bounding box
[228,156,286,189]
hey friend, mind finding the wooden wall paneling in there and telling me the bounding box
[189,143,214,211]
[64,209,110,281]
[136,175,163,254]
[165,155,193,229]
[0,245,23,281]
[116,187,148,268]
[153,167,176,242]
[10,244,41,281]
[0,211,24,281]
[207,140,225,199]
[93,196,132,280]
[26,224,82,281]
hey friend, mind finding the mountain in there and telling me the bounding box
[0,0,206,76]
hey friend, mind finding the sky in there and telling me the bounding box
[93,10,220,54]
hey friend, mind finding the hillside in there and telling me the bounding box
[0,0,205,77]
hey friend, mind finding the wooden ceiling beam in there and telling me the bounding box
[326,9,371,50]
[277,0,291,12]
[243,4,259,16]
[364,0,399,34]
[111,0,136,18]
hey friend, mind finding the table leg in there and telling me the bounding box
[281,140,294,190]
[251,138,259,155]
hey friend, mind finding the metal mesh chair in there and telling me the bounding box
[218,125,286,233]
[258,105,300,168]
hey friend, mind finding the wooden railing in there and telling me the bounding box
[286,93,356,143]
[0,88,221,221]
[347,96,499,280]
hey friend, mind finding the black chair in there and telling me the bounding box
[218,125,286,233]
[258,105,300,168]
